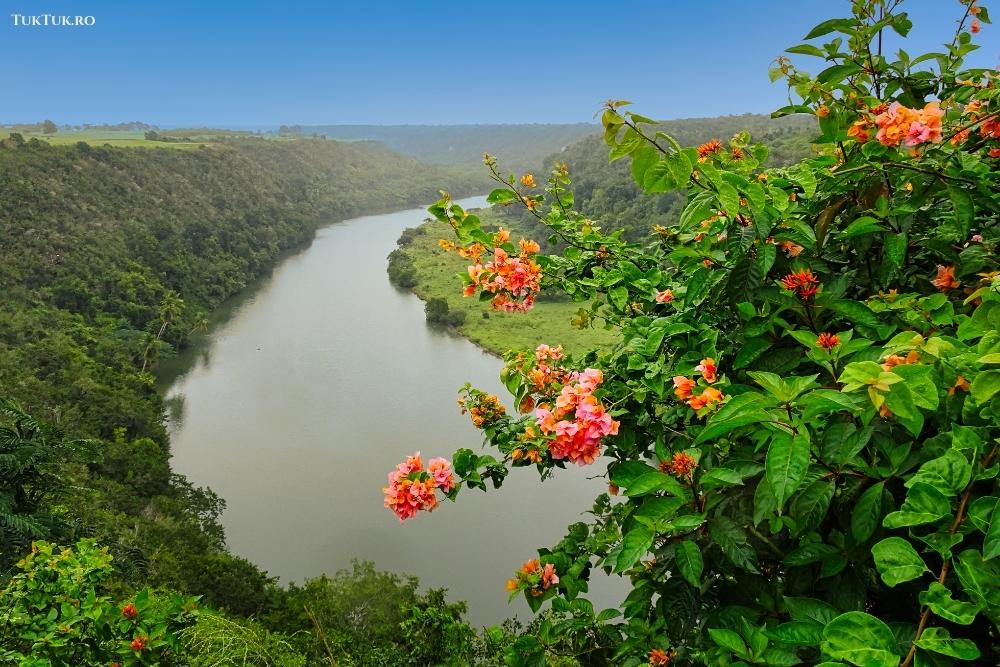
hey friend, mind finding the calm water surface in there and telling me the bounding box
[162,197,622,626]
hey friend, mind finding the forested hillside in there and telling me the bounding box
[0,136,488,663]
[498,113,815,241]
[296,124,596,171]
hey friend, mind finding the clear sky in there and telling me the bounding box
[3,0,998,126]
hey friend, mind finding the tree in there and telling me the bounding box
[40,119,57,134]
[391,2,1000,665]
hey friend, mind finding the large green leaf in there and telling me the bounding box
[914,626,981,660]
[766,432,811,507]
[851,481,885,543]
[871,537,928,586]
[821,612,900,667]
[694,393,774,445]
[905,450,972,497]
[971,370,1000,404]
[883,483,951,529]
[614,526,654,573]
[674,539,703,588]
[918,582,982,625]
[984,501,1000,561]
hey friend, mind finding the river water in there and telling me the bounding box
[161,197,622,626]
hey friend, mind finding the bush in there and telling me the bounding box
[425,297,466,327]
[398,2,1000,665]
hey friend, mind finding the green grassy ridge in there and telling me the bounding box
[394,215,618,358]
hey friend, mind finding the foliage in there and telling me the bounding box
[0,399,90,567]
[0,539,199,666]
[425,297,468,327]
[277,560,478,666]
[180,613,307,667]
[407,2,1000,665]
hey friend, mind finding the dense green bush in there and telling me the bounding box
[406,1,1000,665]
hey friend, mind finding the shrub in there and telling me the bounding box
[394,2,1000,665]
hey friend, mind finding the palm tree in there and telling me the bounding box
[141,291,184,373]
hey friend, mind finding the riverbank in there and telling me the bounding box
[390,213,617,357]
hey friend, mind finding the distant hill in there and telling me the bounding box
[293,123,597,171]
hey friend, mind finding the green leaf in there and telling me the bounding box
[615,526,654,573]
[802,389,865,421]
[871,537,929,586]
[684,266,711,307]
[851,482,885,543]
[914,627,981,660]
[820,612,900,667]
[971,370,1000,404]
[892,363,939,411]
[784,542,838,566]
[708,628,748,657]
[608,285,629,312]
[765,621,824,646]
[828,299,881,328]
[784,596,838,625]
[625,471,686,498]
[486,188,517,205]
[694,393,773,445]
[675,540,703,588]
[984,500,1000,560]
[884,232,907,268]
[816,62,863,84]
[953,549,1000,607]
[804,17,858,39]
[946,184,975,239]
[734,337,773,369]
[905,450,971,497]
[839,216,886,239]
[918,582,982,625]
[766,432,811,507]
[883,483,951,529]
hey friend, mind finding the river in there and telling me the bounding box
[161,196,622,626]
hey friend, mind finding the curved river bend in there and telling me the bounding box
[162,197,620,625]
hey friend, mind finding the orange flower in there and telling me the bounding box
[655,289,674,303]
[971,18,981,33]
[730,146,744,160]
[951,129,971,145]
[520,559,540,574]
[669,451,698,477]
[121,603,138,620]
[780,269,820,300]
[520,173,536,188]
[983,116,1000,139]
[608,483,619,496]
[506,578,519,592]
[695,358,718,383]
[881,349,920,371]
[687,386,724,411]
[989,147,1000,158]
[438,239,457,251]
[949,376,971,396]
[519,238,540,255]
[931,264,960,292]
[847,119,871,143]
[649,648,672,666]
[778,240,804,257]
[672,376,696,400]
[494,228,510,244]
[816,105,830,118]
[697,139,722,159]
[817,332,840,350]
[130,636,148,653]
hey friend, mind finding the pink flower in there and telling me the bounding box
[427,457,455,493]
[655,289,674,303]
[541,563,559,589]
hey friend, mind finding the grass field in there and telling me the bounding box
[1,129,209,149]
[399,216,618,357]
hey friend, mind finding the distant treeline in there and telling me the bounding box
[2,120,158,133]
[290,123,597,170]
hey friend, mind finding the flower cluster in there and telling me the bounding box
[649,648,674,666]
[931,264,961,292]
[660,451,697,478]
[130,635,148,653]
[383,452,456,521]
[817,332,840,350]
[121,603,138,620]
[874,102,944,147]
[465,245,543,312]
[780,268,820,300]
[673,358,726,414]
[506,559,559,597]
[697,138,722,159]
[534,368,620,466]
[458,389,507,428]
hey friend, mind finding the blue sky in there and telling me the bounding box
[2,0,998,126]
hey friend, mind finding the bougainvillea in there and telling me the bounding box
[383,452,457,521]
[394,1,1000,665]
